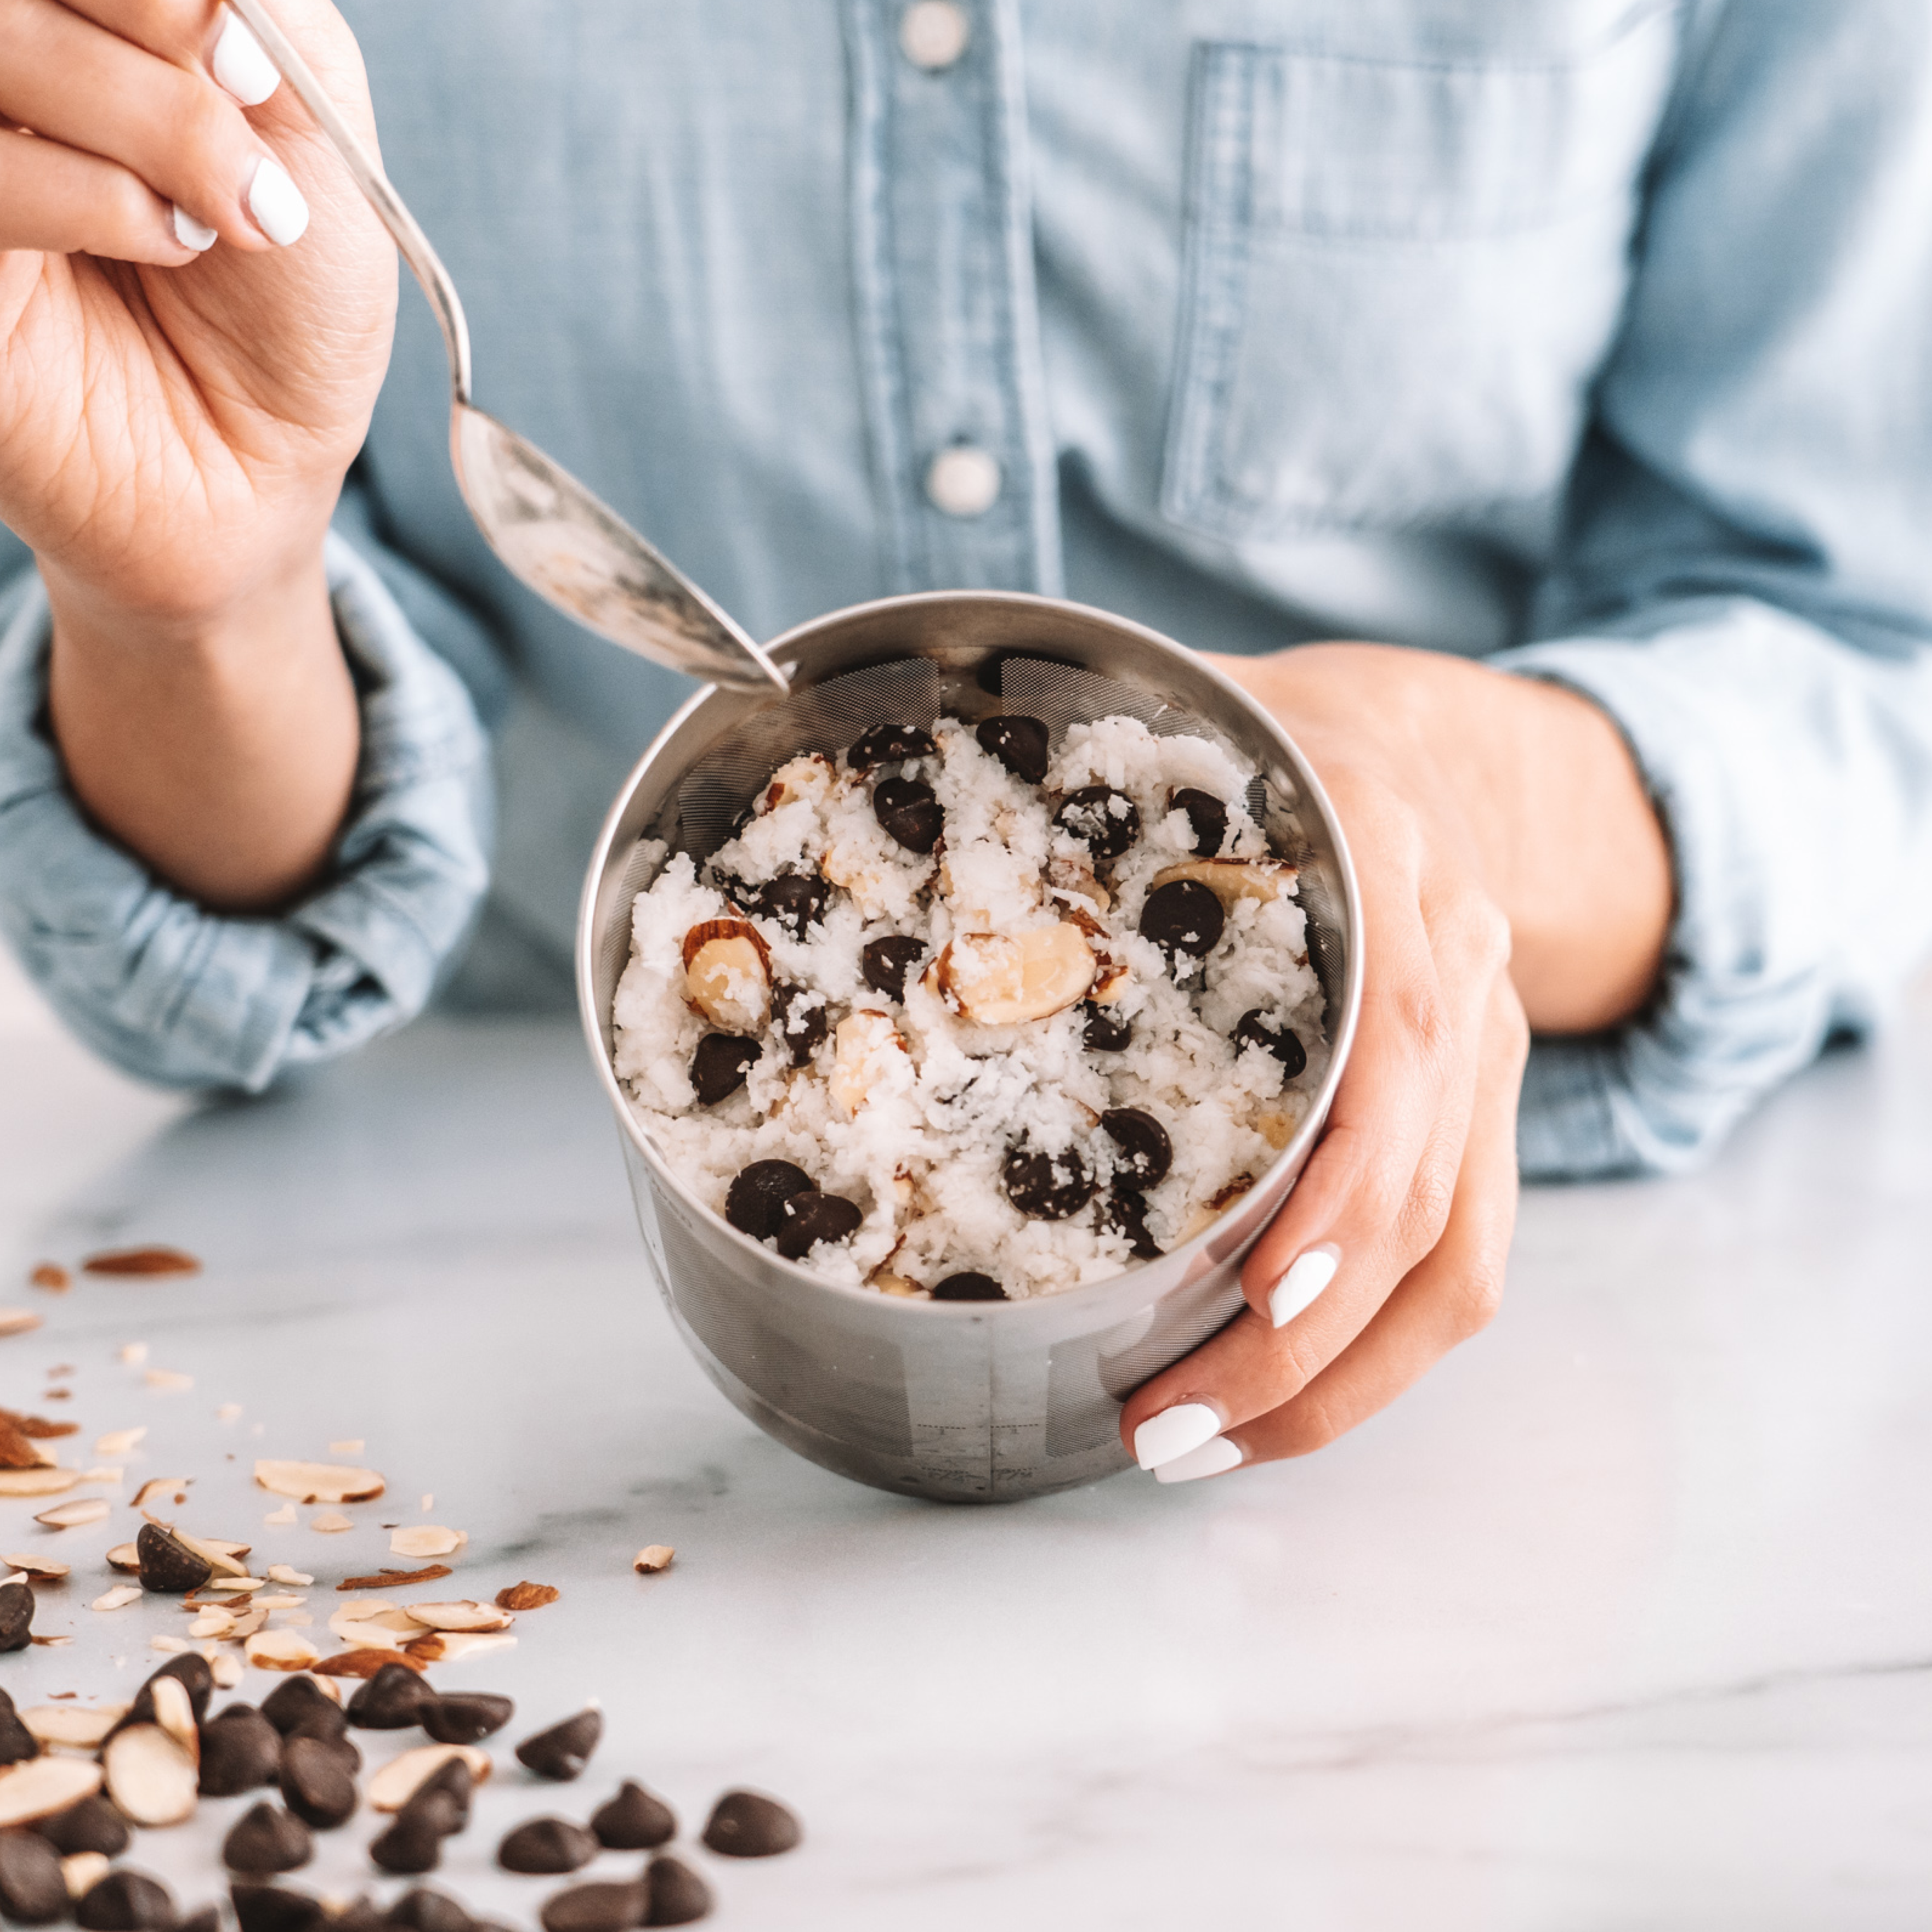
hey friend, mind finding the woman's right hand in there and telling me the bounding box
[0,0,396,629]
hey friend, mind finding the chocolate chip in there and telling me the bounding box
[278,1734,356,1830]
[498,1818,599,1875]
[748,871,828,938]
[1053,785,1140,861]
[0,1827,67,1924]
[231,1888,323,1932]
[285,1714,356,1769]
[931,1273,1006,1302]
[368,1813,441,1877]
[769,983,827,1066]
[1232,1010,1307,1079]
[975,714,1050,783]
[223,1802,313,1875]
[1081,1003,1131,1052]
[700,1789,801,1859]
[323,1900,384,1932]
[590,1782,676,1852]
[1101,1108,1172,1187]
[36,1795,129,1858]
[539,1882,646,1932]
[860,935,926,1000]
[135,1522,212,1594]
[78,1872,176,1932]
[420,1693,513,1746]
[690,1033,759,1106]
[515,1708,603,1782]
[1169,787,1229,858]
[384,1892,472,1932]
[723,1161,815,1242]
[350,1662,440,1739]
[199,1706,284,1797]
[1002,1146,1095,1220]
[871,776,943,853]
[847,724,936,769]
[399,1758,473,1838]
[642,1857,713,1927]
[1100,1188,1162,1261]
[1139,879,1224,960]
[178,1910,221,1932]
[0,1690,37,1765]
[773,1190,864,1261]
[260,1676,339,1737]
[0,1580,33,1652]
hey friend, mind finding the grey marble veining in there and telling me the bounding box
[3,968,1930,1930]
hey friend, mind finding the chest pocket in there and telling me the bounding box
[1161,14,1679,551]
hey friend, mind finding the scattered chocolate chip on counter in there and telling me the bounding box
[198,1706,284,1798]
[35,1794,129,1859]
[76,1870,176,1931]
[699,1790,802,1859]
[229,1882,322,1932]
[134,1523,213,1595]
[590,1782,677,1852]
[221,1802,313,1875]
[0,1578,36,1652]
[498,1816,599,1875]
[276,1736,356,1831]
[642,1854,713,1927]
[539,1878,648,1932]
[0,1825,67,1924]
[345,1664,435,1733]
[515,1709,604,1782]
[421,1692,513,1746]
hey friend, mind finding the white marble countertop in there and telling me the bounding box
[3,964,1930,1930]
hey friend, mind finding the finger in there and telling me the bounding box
[1160,977,1529,1483]
[55,0,282,105]
[0,0,304,249]
[0,123,202,264]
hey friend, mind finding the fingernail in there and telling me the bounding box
[1269,1242,1339,1328]
[212,7,281,107]
[1154,1436,1244,1485]
[1132,1402,1222,1472]
[170,205,218,253]
[247,156,309,247]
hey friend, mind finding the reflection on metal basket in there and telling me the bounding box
[577,592,1363,1502]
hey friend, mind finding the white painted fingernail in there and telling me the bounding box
[247,156,309,246]
[213,7,281,106]
[1269,1243,1339,1328]
[1133,1402,1222,1472]
[1154,1435,1244,1485]
[171,205,218,253]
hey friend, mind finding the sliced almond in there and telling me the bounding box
[243,1629,319,1671]
[266,1565,314,1586]
[930,923,1095,1026]
[681,919,772,1032]
[149,1676,198,1760]
[402,1601,511,1634]
[1149,857,1295,910]
[28,1265,70,1294]
[23,1704,124,1750]
[131,1477,192,1514]
[2,1554,69,1582]
[106,1543,141,1574]
[310,1512,353,1534]
[495,1582,559,1612]
[224,1607,269,1642]
[117,1343,148,1365]
[61,1852,109,1901]
[173,1533,248,1579]
[215,1404,243,1424]
[149,1635,190,1654]
[94,1427,147,1458]
[326,1619,404,1653]
[251,1595,305,1613]
[206,1576,265,1594]
[829,1010,909,1117]
[388,1526,464,1560]
[633,1545,675,1574]
[314,1648,423,1679]
[0,1422,57,1470]
[0,1470,77,1498]
[102,1722,197,1826]
[0,1756,103,1826]
[33,1499,108,1530]
[264,1505,297,1527]
[254,1460,384,1505]
[187,1611,236,1639]
[0,1310,42,1338]
[142,1369,193,1392]
[402,1630,515,1664]
[80,1467,124,1485]
[208,1653,243,1690]
[367,1744,492,1812]
[91,1584,142,1612]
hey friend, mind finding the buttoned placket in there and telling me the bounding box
[843,0,1062,594]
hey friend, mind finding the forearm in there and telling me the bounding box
[1211,643,1672,1034]
[44,549,358,912]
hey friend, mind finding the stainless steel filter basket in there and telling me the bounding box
[576,592,1363,1502]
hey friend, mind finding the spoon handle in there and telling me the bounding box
[224,0,474,406]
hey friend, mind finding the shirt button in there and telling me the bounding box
[899,1,971,71]
[925,445,1002,518]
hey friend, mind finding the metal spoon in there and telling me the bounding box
[224,0,787,695]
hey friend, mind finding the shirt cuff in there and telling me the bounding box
[0,535,492,1091]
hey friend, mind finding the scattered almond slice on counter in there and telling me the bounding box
[315,1648,424,1678]
[0,1409,78,1441]
[367,1744,492,1812]
[94,1427,146,1458]
[633,1546,675,1574]
[34,1499,108,1529]
[103,1721,198,1825]
[255,1460,385,1505]
[327,1619,405,1653]
[310,1512,353,1533]
[143,1369,193,1392]
[0,1755,103,1824]
[0,1310,43,1338]
[389,1525,465,1559]
[149,1635,191,1654]
[0,1419,55,1470]
[402,1601,512,1633]
[264,1504,297,1526]
[174,1532,247,1578]
[2,1554,69,1581]
[251,1594,305,1613]
[420,1494,433,1513]
[80,1467,123,1485]
[118,1342,148,1364]
[28,1636,72,1648]
[338,1564,451,1592]
[106,1544,142,1574]
[225,1609,268,1641]
[23,1704,124,1749]
[403,1630,515,1664]
[61,1852,109,1901]
[91,1585,142,1613]
[130,1477,191,1514]
[243,1628,319,1671]
[187,1611,234,1639]
[208,1654,242,1688]
[150,1677,198,1758]
[215,1404,242,1423]
[29,1265,70,1293]
[0,1469,75,1498]
[266,1564,313,1586]
[328,1440,365,1456]
[206,1577,265,1595]
[84,1246,200,1277]
[497,1581,558,1611]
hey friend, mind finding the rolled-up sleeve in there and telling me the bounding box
[1496,1,1932,1179]
[0,530,493,1091]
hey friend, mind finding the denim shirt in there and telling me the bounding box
[4,0,1932,1177]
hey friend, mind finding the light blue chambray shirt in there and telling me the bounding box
[5,0,1932,1177]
